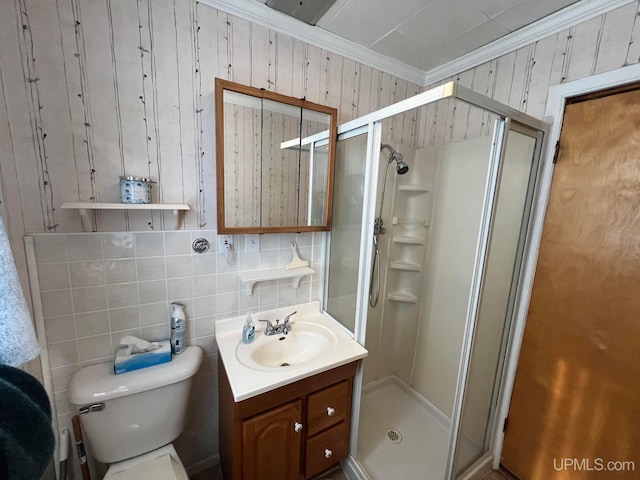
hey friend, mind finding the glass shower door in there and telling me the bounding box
[451,126,543,477]
[324,127,371,333]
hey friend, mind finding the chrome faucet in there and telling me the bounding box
[259,311,297,336]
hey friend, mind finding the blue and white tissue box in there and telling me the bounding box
[114,339,171,375]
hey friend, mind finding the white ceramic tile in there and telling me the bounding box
[166,255,193,278]
[164,231,193,255]
[105,259,137,284]
[37,263,70,291]
[72,286,108,313]
[193,295,217,318]
[168,278,193,300]
[259,250,279,269]
[238,291,260,313]
[107,283,139,308]
[138,280,167,304]
[277,284,296,306]
[66,234,103,261]
[216,253,238,273]
[34,235,67,264]
[109,306,141,332]
[194,316,215,337]
[141,324,170,342]
[135,232,165,257]
[260,234,280,250]
[295,232,313,247]
[75,310,109,338]
[239,252,259,271]
[41,289,73,317]
[54,390,75,415]
[136,256,166,281]
[193,252,216,275]
[101,233,134,259]
[78,334,112,362]
[69,261,106,287]
[216,292,238,315]
[216,272,238,295]
[259,285,278,308]
[192,335,217,356]
[140,302,168,327]
[48,340,79,368]
[44,315,76,343]
[51,364,78,393]
[192,274,216,297]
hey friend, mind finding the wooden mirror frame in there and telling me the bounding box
[215,78,338,234]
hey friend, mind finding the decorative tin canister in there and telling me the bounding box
[120,176,153,204]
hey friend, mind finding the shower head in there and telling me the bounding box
[381,144,409,175]
[395,159,409,175]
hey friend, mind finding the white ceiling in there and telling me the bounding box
[206,0,630,85]
[260,0,580,71]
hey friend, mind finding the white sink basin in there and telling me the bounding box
[236,322,338,370]
[215,301,368,401]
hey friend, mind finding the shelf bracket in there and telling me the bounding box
[77,208,95,232]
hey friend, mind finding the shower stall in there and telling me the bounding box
[323,83,547,480]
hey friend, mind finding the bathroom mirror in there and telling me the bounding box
[215,78,338,233]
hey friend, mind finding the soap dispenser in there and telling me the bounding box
[170,303,186,355]
[242,314,255,344]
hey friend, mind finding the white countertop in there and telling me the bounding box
[215,301,368,402]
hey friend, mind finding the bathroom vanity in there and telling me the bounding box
[219,358,357,479]
[215,303,367,480]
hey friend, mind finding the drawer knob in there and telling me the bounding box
[324,449,333,459]
[327,407,336,416]
[294,422,303,433]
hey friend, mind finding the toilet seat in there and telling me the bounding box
[104,445,188,480]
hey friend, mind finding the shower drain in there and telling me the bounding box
[385,428,403,444]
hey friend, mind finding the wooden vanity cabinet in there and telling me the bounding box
[219,359,358,480]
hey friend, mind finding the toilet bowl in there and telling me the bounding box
[69,346,203,479]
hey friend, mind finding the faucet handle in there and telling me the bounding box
[284,311,297,324]
[258,319,274,332]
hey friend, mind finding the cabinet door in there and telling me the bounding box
[242,400,303,480]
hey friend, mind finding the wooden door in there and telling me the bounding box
[501,88,640,479]
[242,399,303,480]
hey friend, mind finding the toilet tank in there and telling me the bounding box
[69,346,203,464]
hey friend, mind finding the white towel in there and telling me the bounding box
[0,217,40,366]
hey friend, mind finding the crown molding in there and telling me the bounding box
[199,0,427,86]
[200,0,633,88]
[423,0,635,86]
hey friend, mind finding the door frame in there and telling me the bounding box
[490,62,640,470]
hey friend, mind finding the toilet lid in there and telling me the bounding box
[104,454,188,480]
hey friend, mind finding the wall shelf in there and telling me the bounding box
[392,235,425,245]
[60,202,190,231]
[387,292,418,304]
[397,184,430,193]
[390,261,422,272]
[238,266,315,295]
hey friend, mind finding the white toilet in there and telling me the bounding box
[69,345,203,480]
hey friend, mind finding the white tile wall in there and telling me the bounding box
[31,229,324,477]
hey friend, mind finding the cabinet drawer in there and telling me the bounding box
[305,421,348,479]
[307,381,349,436]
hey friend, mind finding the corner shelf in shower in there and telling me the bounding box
[387,292,418,304]
[238,266,315,296]
[390,261,422,272]
[397,184,431,193]
[392,235,425,245]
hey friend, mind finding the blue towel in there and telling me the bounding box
[0,364,54,479]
